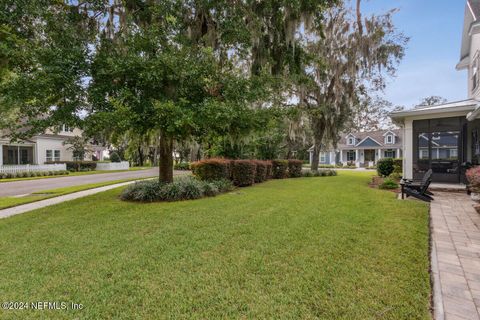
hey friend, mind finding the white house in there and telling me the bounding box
[309,129,403,168]
[0,125,105,166]
[391,0,480,183]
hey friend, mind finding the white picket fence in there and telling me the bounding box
[0,164,67,174]
[95,161,130,171]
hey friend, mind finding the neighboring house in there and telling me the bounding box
[308,130,403,168]
[0,125,105,166]
[391,0,480,183]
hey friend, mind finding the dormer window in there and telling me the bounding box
[385,135,394,144]
[347,136,355,146]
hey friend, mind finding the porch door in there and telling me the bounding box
[364,150,375,162]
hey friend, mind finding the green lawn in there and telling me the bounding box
[0,167,149,183]
[0,171,430,319]
[0,177,154,210]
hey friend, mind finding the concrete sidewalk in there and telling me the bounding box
[0,181,137,219]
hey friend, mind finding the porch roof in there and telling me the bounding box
[390,99,478,122]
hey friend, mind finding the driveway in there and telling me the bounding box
[0,168,187,197]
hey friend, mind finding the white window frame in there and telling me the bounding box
[347,137,355,146]
[320,152,326,163]
[62,124,74,133]
[46,149,61,162]
[384,149,395,158]
[450,149,458,158]
[419,149,428,159]
[385,135,394,144]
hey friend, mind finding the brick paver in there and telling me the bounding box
[431,192,480,320]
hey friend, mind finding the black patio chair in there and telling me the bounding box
[400,169,434,202]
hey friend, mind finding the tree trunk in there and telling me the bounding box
[159,133,174,183]
[311,142,321,172]
[138,146,144,167]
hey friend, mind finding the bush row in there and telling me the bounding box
[377,158,403,177]
[191,158,329,187]
[0,170,70,179]
[121,177,234,202]
[45,161,97,172]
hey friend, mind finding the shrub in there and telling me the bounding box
[174,162,190,170]
[6,173,13,179]
[302,171,314,177]
[288,159,303,178]
[110,152,122,163]
[379,178,399,190]
[320,164,335,168]
[467,166,480,193]
[393,158,403,173]
[265,161,273,179]
[389,172,402,181]
[191,158,230,181]
[232,160,256,187]
[0,173,5,179]
[121,177,234,202]
[253,160,268,183]
[272,160,288,179]
[377,158,395,177]
[210,179,235,193]
[121,180,162,202]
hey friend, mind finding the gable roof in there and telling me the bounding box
[355,137,382,147]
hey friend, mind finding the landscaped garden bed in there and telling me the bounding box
[122,159,337,202]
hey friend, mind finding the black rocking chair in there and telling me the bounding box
[400,169,434,202]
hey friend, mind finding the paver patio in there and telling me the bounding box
[431,192,480,320]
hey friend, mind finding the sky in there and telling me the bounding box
[360,0,468,109]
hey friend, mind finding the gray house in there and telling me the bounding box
[309,129,403,167]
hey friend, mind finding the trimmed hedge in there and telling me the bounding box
[0,170,70,179]
[191,158,230,181]
[288,159,303,178]
[232,160,257,187]
[265,161,273,179]
[272,160,288,179]
[253,160,268,183]
[45,161,97,172]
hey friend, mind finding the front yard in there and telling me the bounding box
[0,171,430,319]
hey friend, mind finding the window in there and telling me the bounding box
[320,152,326,163]
[419,149,429,159]
[347,136,355,145]
[385,135,394,144]
[62,124,74,133]
[450,149,458,158]
[46,150,60,162]
[347,151,356,161]
[384,150,396,158]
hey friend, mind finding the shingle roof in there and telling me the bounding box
[470,0,480,20]
[337,129,402,149]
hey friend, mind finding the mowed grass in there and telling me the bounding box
[0,177,155,210]
[0,171,430,319]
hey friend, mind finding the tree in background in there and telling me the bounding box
[63,136,93,161]
[418,96,447,107]
[301,1,408,171]
[353,95,402,132]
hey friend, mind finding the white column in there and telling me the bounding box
[339,150,343,163]
[397,148,401,159]
[0,144,3,166]
[355,149,359,167]
[330,152,335,165]
[404,119,413,179]
[309,151,313,165]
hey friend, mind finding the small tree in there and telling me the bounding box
[63,136,93,161]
